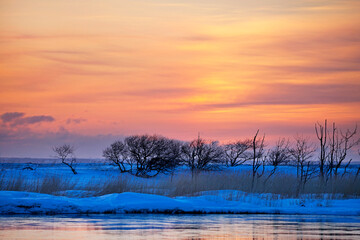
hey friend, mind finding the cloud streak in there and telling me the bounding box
[1,112,55,126]
[12,116,55,126]
[66,118,87,124]
[0,112,25,123]
[184,83,360,111]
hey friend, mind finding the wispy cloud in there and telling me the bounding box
[12,115,55,126]
[66,118,87,124]
[0,112,25,123]
[54,86,200,104]
[184,83,360,111]
[1,112,55,126]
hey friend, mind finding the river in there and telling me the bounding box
[1,214,359,239]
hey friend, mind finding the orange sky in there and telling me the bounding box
[1,0,360,157]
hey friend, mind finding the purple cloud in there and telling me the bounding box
[12,115,55,126]
[1,112,55,126]
[0,112,25,123]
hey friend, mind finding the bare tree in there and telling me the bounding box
[315,120,328,182]
[316,120,359,182]
[249,130,266,190]
[289,135,317,196]
[354,149,360,182]
[265,138,291,182]
[53,144,77,174]
[328,124,360,179]
[149,138,182,175]
[224,139,252,167]
[103,140,132,173]
[328,122,336,179]
[181,135,224,175]
[125,135,181,177]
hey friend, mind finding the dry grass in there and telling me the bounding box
[0,170,359,198]
[33,176,77,194]
[0,173,77,194]
[0,173,25,192]
[86,170,360,198]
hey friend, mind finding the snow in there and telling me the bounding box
[0,190,359,215]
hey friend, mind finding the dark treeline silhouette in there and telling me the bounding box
[54,120,360,193]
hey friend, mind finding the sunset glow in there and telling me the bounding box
[1,0,360,157]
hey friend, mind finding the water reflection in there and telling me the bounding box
[0,214,359,239]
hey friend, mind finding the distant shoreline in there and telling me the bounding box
[1,158,360,166]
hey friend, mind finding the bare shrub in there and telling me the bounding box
[181,136,224,175]
[125,135,182,177]
[289,135,317,196]
[265,138,291,182]
[103,140,131,173]
[224,139,252,167]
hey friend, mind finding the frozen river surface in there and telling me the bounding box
[0,214,360,239]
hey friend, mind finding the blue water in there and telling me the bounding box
[0,214,360,239]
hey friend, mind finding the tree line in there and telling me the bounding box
[53,120,360,192]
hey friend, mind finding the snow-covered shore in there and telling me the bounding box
[1,190,359,216]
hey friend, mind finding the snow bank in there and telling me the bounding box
[0,191,359,215]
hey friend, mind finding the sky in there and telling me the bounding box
[1,0,360,158]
